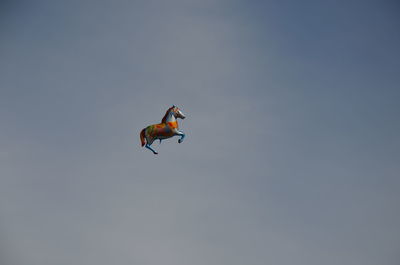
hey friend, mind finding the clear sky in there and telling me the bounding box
[1,0,399,264]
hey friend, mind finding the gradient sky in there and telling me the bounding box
[1,0,399,264]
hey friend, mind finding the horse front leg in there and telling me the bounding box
[175,130,185,143]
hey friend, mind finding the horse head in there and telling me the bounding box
[171,105,186,119]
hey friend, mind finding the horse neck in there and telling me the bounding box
[164,111,177,124]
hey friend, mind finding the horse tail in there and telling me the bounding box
[140,128,146,146]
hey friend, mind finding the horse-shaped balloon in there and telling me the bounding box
[140,105,186,154]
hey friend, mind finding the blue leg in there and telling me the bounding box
[177,131,185,143]
[145,143,158,154]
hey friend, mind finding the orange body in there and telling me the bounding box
[141,121,179,145]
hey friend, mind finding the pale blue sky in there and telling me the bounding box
[1,1,399,264]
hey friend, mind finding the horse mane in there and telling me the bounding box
[161,107,173,123]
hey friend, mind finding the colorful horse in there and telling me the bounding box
[140,105,186,154]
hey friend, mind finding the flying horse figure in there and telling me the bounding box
[140,105,186,154]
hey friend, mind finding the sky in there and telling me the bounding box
[0,0,399,264]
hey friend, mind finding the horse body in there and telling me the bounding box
[140,106,185,154]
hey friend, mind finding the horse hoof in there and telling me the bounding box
[178,139,182,143]
[154,152,158,155]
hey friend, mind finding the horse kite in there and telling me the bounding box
[140,105,186,154]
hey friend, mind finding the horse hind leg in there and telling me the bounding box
[145,138,158,155]
[145,144,158,155]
